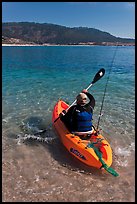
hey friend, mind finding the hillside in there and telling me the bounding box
[2,22,135,45]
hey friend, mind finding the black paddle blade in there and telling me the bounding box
[92,68,105,84]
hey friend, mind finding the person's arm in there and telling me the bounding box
[86,92,95,108]
[82,89,95,109]
[60,106,75,122]
[60,106,76,131]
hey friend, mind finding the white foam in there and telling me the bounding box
[114,142,135,167]
[129,142,135,151]
[116,159,128,167]
[115,146,131,157]
[16,133,56,145]
[114,141,135,157]
[2,119,8,123]
[2,116,12,123]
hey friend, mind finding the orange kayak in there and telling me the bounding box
[52,100,112,169]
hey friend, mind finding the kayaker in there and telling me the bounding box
[60,89,95,137]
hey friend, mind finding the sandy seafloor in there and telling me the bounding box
[2,128,135,202]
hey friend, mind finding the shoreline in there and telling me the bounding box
[2,43,96,47]
[2,43,45,47]
[2,43,135,47]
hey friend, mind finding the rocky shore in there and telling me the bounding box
[2,42,135,46]
[2,36,135,47]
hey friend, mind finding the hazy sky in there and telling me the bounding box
[2,2,135,38]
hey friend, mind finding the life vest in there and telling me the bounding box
[76,111,92,132]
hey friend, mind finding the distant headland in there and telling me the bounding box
[2,22,135,46]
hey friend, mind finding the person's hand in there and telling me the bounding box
[59,110,66,118]
[82,89,88,93]
[59,113,63,118]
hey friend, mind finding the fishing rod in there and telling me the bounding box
[96,44,119,130]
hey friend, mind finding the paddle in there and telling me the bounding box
[54,68,105,123]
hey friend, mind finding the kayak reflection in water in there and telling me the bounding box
[60,89,95,138]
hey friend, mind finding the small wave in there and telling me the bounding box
[2,119,8,123]
[2,116,12,123]
[129,142,135,151]
[114,142,135,167]
[16,133,56,145]
[114,142,135,157]
[115,147,131,157]
[116,159,128,167]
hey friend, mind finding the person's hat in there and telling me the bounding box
[76,93,87,102]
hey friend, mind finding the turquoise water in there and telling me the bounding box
[2,45,135,202]
[2,46,135,139]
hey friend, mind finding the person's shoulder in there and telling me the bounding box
[87,92,94,97]
[68,105,77,112]
[71,105,77,110]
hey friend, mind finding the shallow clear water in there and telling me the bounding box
[2,45,135,202]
